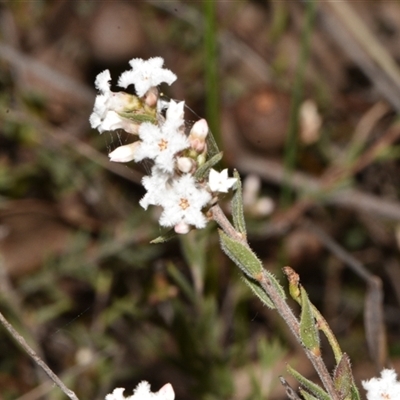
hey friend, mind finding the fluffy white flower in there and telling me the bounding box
[362,369,400,400]
[105,381,174,400]
[208,169,237,193]
[134,122,189,173]
[139,167,171,210]
[158,174,211,229]
[118,57,177,97]
[90,70,139,134]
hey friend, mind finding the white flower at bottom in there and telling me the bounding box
[208,169,237,193]
[105,381,174,400]
[362,369,400,400]
[159,174,211,229]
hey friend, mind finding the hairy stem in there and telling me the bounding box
[210,204,340,400]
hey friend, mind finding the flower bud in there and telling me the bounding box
[189,119,209,153]
[108,142,140,163]
[176,157,196,174]
[143,87,159,108]
[190,119,208,139]
[174,222,190,234]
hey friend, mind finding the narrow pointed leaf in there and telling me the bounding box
[333,353,353,399]
[299,389,320,400]
[231,169,247,237]
[206,128,220,158]
[242,276,275,309]
[300,287,320,354]
[287,365,330,400]
[151,229,177,243]
[219,230,263,278]
[195,151,223,180]
[350,384,361,400]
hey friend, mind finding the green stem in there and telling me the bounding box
[203,0,220,147]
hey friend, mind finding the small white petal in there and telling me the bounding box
[208,168,237,193]
[105,388,126,400]
[95,70,111,93]
[157,383,175,400]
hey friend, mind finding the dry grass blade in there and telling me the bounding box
[318,1,400,113]
[364,277,388,372]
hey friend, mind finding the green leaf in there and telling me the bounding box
[206,127,220,158]
[287,365,330,400]
[151,229,177,244]
[333,353,359,400]
[219,230,263,278]
[300,287,320,354]
[231,169,246,237]
[242,276,275,309]
[194,151,223,180]
[299,389,319,400]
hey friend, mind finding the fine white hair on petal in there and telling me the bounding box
[133,381,152,397]
[117,57,177,97]
[139,167,171,210]
[95,70,112,93]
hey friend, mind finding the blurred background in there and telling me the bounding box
[1,1,400,399]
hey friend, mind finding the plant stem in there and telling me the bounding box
[210,203,340,400]
[0,311,79,400]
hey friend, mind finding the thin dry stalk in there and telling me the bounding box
[0,311,79,400]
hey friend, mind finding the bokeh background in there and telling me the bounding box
[1,1,400,399]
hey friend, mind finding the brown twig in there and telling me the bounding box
[0,311,79,400]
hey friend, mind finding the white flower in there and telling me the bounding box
[90,70,139,134]
[134,122,189,173]
[105,381,174,400]
[159,174,212,229]
[362,369,400,400]
[108,142,140,163]
[208,169,237,193]
[139,167,171,210]
[118,57,177,97]
[165,100,185,127]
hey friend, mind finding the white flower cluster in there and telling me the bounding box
[362,369,400,400]
[106,381,174,400]
[90,57,236,234]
